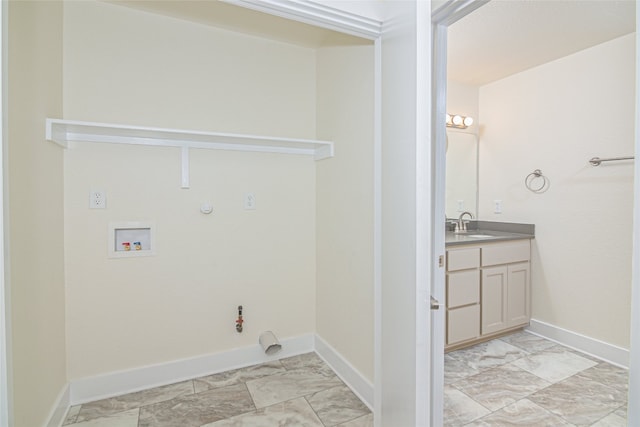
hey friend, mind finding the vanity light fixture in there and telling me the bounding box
[446,113,474,129]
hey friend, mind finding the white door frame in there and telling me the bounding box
[430,2,489,425]
[627,5,640,425]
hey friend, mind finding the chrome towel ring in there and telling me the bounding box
[525,169,549,193]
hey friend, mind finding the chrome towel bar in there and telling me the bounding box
[589,156,635,166]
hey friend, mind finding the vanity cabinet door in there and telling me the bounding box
[446,239,532,349]
[447,270,480,308]
[446,269,481,346]
[507,262,530,328]
[448,305,480,344]
[481,262,531,335]
[481,266,508,335]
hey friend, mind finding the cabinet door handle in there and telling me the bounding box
[430,296,442,310]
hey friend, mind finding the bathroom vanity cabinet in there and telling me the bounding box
[445,239,531,350]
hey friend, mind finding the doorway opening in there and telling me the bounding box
[433,0,637,424]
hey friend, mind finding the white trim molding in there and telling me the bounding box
[70,334,314,405]
[63,332,374,426]
[221,0,382,40]
[45,385,70,427]
[314,335,374,410]
[527,319,630,368]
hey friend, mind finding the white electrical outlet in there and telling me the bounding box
[244,192,256,210]
[494,199,502,214]
[89,190,106,209]
[457,200,464,212]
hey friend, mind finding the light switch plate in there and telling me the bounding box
[244,192,256,210]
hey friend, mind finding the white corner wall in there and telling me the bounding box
[8,1,67,425]
[63,1,318,380]
[315,44,375,382]
[478,33,635,349]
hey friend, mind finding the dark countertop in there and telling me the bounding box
[445,221,535,246]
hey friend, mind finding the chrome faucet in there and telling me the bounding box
[455,211,473,233]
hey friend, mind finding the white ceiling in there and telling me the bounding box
[447,0,636,86]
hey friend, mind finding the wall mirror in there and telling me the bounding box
[445,129,478,219]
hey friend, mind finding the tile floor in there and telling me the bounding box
[62,352,373,427]
[445,331,629,426]
[62,331,629,427]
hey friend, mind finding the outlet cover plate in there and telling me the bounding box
[90,190,106,209]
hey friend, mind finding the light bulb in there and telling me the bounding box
[452,115,463,126]
[445,114,452,125]
[463,116,474,127]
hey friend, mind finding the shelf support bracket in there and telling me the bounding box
[181,146,190,189]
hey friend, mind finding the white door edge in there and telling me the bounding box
[627,5,640,425]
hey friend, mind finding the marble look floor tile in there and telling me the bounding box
[590,411,627,427]
[306,384,371,426]
[613,405,627,418]
[465,399,574,427]
[336,413,374,427]
[443,385,491,427]
[444,353,479,384]
[279,352,335,376]
[452,364,551,411]
[75,381,194,423]
[246,368,343,408]
[499,331,558,353]
[511,348,597,383]
[193,361,285,393]
[565,348,604,363]
[575,363,629,393]
[65,408,140,427]
[63,405,81,425]
[528,375,627,426]
[447,339,529,372]
[138,383,254,427]
[202,397,323,427]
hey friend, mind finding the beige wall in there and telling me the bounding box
[478,34,635,348]
[64,1,318,379]
[8,1,67,425]
[316,45,374,381]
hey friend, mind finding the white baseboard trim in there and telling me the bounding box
[56,332,373,426]
[46,384,70,427]
[69,333,314,405]
[314,334,374,410]
[527,319,630,368]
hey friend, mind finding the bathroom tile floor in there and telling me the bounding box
[444,331,629,426]
[62,352,373,427]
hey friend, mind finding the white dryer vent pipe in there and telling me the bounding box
[259,331,282,355]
